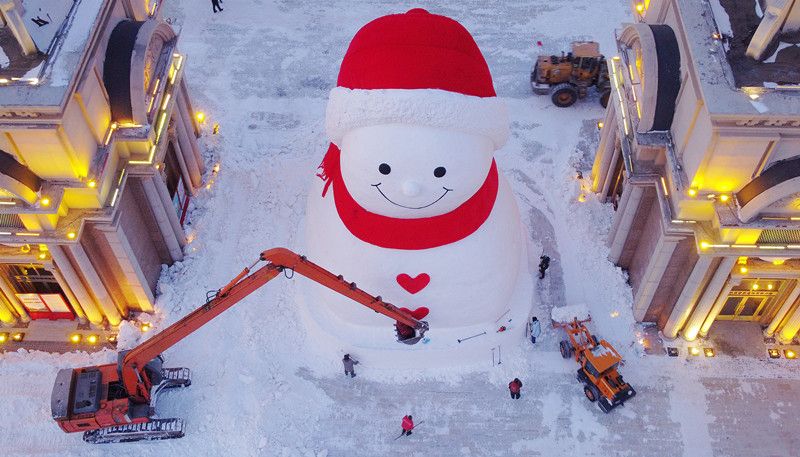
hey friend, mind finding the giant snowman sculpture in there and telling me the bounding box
[302,9,530,368]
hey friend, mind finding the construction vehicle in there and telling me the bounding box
[51,248,428,444]
[555,317,635,413]
[530,41,612,108]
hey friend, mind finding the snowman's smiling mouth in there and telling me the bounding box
[371,183,452,210]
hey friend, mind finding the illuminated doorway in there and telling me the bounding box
[717,278,783,321]
[0,264,74,320]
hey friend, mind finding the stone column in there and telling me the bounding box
[49,245,104,325]
[764,280,800,337]
[699,278,739,337]
[0,293,17,324]
[662,255,714,339]
[632,235,680,321]
[174,113,202,189]
[141,176,184,261]
[0,273,29,323]
[607,185,644,263]
[591,104,618,194]
[93,225,155,313]
[64,243,122,326]
[169,133,197,197]
[46,263,88,324]
[778,303,800,343]
[682,257,736,341]
[175,86,205,175]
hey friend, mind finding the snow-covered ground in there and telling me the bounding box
[2,1,800,456]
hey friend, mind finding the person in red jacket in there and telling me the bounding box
[508,378,522,399]
[401,415,414,436]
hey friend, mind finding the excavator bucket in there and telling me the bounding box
[395,320,428,345]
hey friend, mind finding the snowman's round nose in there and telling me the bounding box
[401,181,421,197]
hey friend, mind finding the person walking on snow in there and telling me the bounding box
[401,415,414,436]
[538,255,550,279]
[342,354,359,378]
[508,378,522,399]
[211,0,223,13]
[529,316,541,345]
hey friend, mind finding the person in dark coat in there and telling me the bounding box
[529,316,541,345]
[508,378,522,399]
[538,255,550,279]
[342,354,359,378]
[212,0,223,13]
[401,415,414,436]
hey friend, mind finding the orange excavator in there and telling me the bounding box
[51,248,428,443]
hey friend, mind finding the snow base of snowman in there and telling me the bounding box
[294,246,533,371]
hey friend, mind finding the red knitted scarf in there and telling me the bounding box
[316,144,498,250]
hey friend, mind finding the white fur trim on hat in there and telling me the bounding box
[325,87,510,149]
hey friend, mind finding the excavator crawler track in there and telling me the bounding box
[83,418,184,444]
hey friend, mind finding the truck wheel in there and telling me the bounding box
[559,340,573,359]
[599,89,611,108]
[584,384,600,403]
[598,398,612,413]
[551,83,578,107]
[590,334,600,346]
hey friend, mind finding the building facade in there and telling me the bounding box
[0,0,203,349]
[592,0,800,344]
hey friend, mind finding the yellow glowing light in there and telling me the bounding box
[66,231,77,240]
[752,283,760,290]
[740,266,748,274]
[767,283,774,290]
[689,347,701,356]
[719,194,729,202]
[87,179,97,189]
[11,332,23,342]
[69,334,81,344]
[704,348,715,357]
[196,112,206,123]
[0,333,7,343]
[40,197,51,207]
[86,334,99,344]
[635,3,645,12]
[597,121,604,129]
[19,244,30,253]
[786,349,797,359]
[38,252,47,260]
[749,93,760,100]
[610,311,619,318]
[773,259,786,265]
[108,334,118,343]
[577,194,586,203]
[140,323,152,332]
[700,241,711,250]
[687,188,698,197]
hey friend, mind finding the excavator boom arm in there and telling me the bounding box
[121,248,426,399]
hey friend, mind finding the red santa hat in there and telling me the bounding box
[325,9,509,150]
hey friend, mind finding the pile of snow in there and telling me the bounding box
[551,303,590,323]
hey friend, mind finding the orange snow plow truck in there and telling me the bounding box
[51,248,428,444]
[555,317,636,413]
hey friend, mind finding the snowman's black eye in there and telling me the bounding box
[434,167,446,178]
[379,163,391,175]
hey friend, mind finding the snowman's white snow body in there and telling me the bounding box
[305,123,525,330]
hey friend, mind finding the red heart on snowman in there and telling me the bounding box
[396,273,430,294]
[399,307,430,320]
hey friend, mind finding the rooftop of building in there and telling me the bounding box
[676,0,800,117]
[0,0,105,109]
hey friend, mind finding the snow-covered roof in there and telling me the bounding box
[678,0,800,117]
[0,0,105,108]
